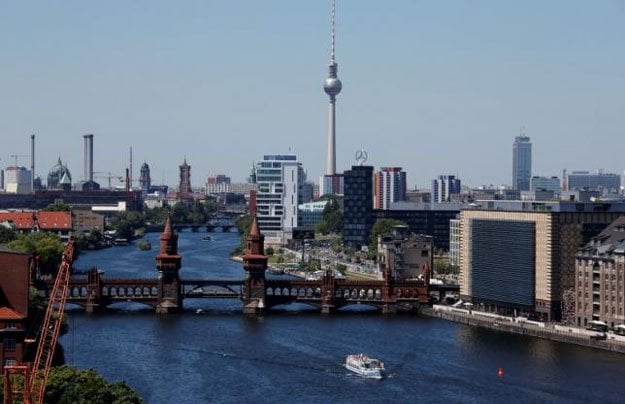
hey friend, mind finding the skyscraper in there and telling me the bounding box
[431,175,461,203]
[374,167,407,209]
[343,165,374,248]
[512,131,532,191]
[320,0,343,196]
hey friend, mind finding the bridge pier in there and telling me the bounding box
[156,298,180,314]
[381,303,397,314]
[84,302,101,313]
[321,304,336,314]
[243,299,265,315]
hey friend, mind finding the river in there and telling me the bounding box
[61,231,625,403]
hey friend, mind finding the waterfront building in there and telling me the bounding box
[377,225,432,281]
[0,210,72,242]
[374,202,467,251]
[139,162,151,190]
[298,200,329,230]
[530,176,561,193]
[567,171,621,193]
[575,216,625,329]
[47,158,72,190]
[4,166,32,194]
[374,167,407,209]
[343,165,373,248]
[449,218,460,267]
[431,175,461,203]
[459,200,625,322]
[0,246,31,369]
[512,134,532,191]
[255,154,306,245]
[178,159,192,197]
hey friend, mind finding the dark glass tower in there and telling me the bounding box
[343,165,373,248]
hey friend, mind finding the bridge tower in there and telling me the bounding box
[156,216,182,313]
[241,216,268,314]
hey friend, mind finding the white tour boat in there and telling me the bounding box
[345,353,385,379]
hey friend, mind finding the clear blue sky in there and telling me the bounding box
[1,0,624,189]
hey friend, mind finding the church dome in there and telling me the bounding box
[47,157,72,189]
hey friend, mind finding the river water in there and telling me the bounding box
[61,231,625,403]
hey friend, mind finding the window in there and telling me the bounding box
[4,338,17,351]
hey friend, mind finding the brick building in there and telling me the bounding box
[0,246,31,368]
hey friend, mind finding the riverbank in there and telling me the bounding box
[423,305,625,354]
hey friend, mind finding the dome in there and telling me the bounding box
[324,77,342,96]
[47,157,72,189]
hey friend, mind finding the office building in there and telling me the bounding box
[343,165,374,248]
[3,166,32,194]
[459,200,625,322]
[374,167,407,209]
[567,171,621,193]
[255,154,306,245]
[530,176,561,193]
[431,175,461,203]
[512,134,532,191]
[449,218,460,267]
[298,200,329,230]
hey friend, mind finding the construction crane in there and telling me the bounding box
[93,171,124,189]
[3,238,75,404]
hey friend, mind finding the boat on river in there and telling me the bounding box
[345,354,385,379]
[202,236,212,242]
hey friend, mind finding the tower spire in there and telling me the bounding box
[323,0,342,176]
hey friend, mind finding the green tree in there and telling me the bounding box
[368,218,408,257]
[110,212,145,240]
[0,226,16,244]
[43,202,71,212]
[231,214,253,255]
[8,232,65,275]
[316,195,343,235]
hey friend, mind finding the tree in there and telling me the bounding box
[0,226,16,244]
[368,218,408,257]
[110,212,145,240]
[232,214,253,256]
[8,232,65,275]
[316,195,343,235]
[43,202,71,212]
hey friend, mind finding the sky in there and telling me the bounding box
[1,0,624,189]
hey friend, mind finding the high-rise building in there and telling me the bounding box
[449,218,460,267]
[320,0,343,195]
[512,133,532,191]
[4,166,32,194]
[178,159,191,196]
[566,171,621,193]
[255,154,306,245]
[373,167,407,210]
[343,165,373,248]
[431,175,461,203]
[139,162,151,190]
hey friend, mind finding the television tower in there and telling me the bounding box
[323,0,342,176]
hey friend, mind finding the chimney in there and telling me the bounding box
[30,134,35,192]
[83,134,94,182]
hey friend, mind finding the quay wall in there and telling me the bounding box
[424,305,625,354]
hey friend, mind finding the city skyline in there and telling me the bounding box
[1,1,624,188]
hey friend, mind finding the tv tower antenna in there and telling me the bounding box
[323,0,342,176]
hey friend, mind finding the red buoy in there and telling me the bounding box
[497,367,504,378]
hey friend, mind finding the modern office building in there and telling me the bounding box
[567,171,621,193]
[319,174,344,197]
[343,165,374,248]
[530,176,561,193]
[449,218,461,267]
[374,167,407,209]
[3,166,32,194]
[431,175,461,203]
[459,200,625,322]
[298,200,329,230]
[512,134,532,191]
[575,216,625,329]
[374,202,466,251]
[255,154,306,245]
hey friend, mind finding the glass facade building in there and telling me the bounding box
[512,136,532,191]
[343,165,373,248]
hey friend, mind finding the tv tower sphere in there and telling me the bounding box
[324,74,342,97]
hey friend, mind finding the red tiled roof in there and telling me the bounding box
[0,306,24,320]
[0,211,72,231]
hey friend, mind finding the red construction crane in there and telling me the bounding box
[3,238,75,404]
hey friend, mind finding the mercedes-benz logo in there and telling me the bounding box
[355,149,368,165]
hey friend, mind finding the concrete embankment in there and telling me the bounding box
[423,306,625,354]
